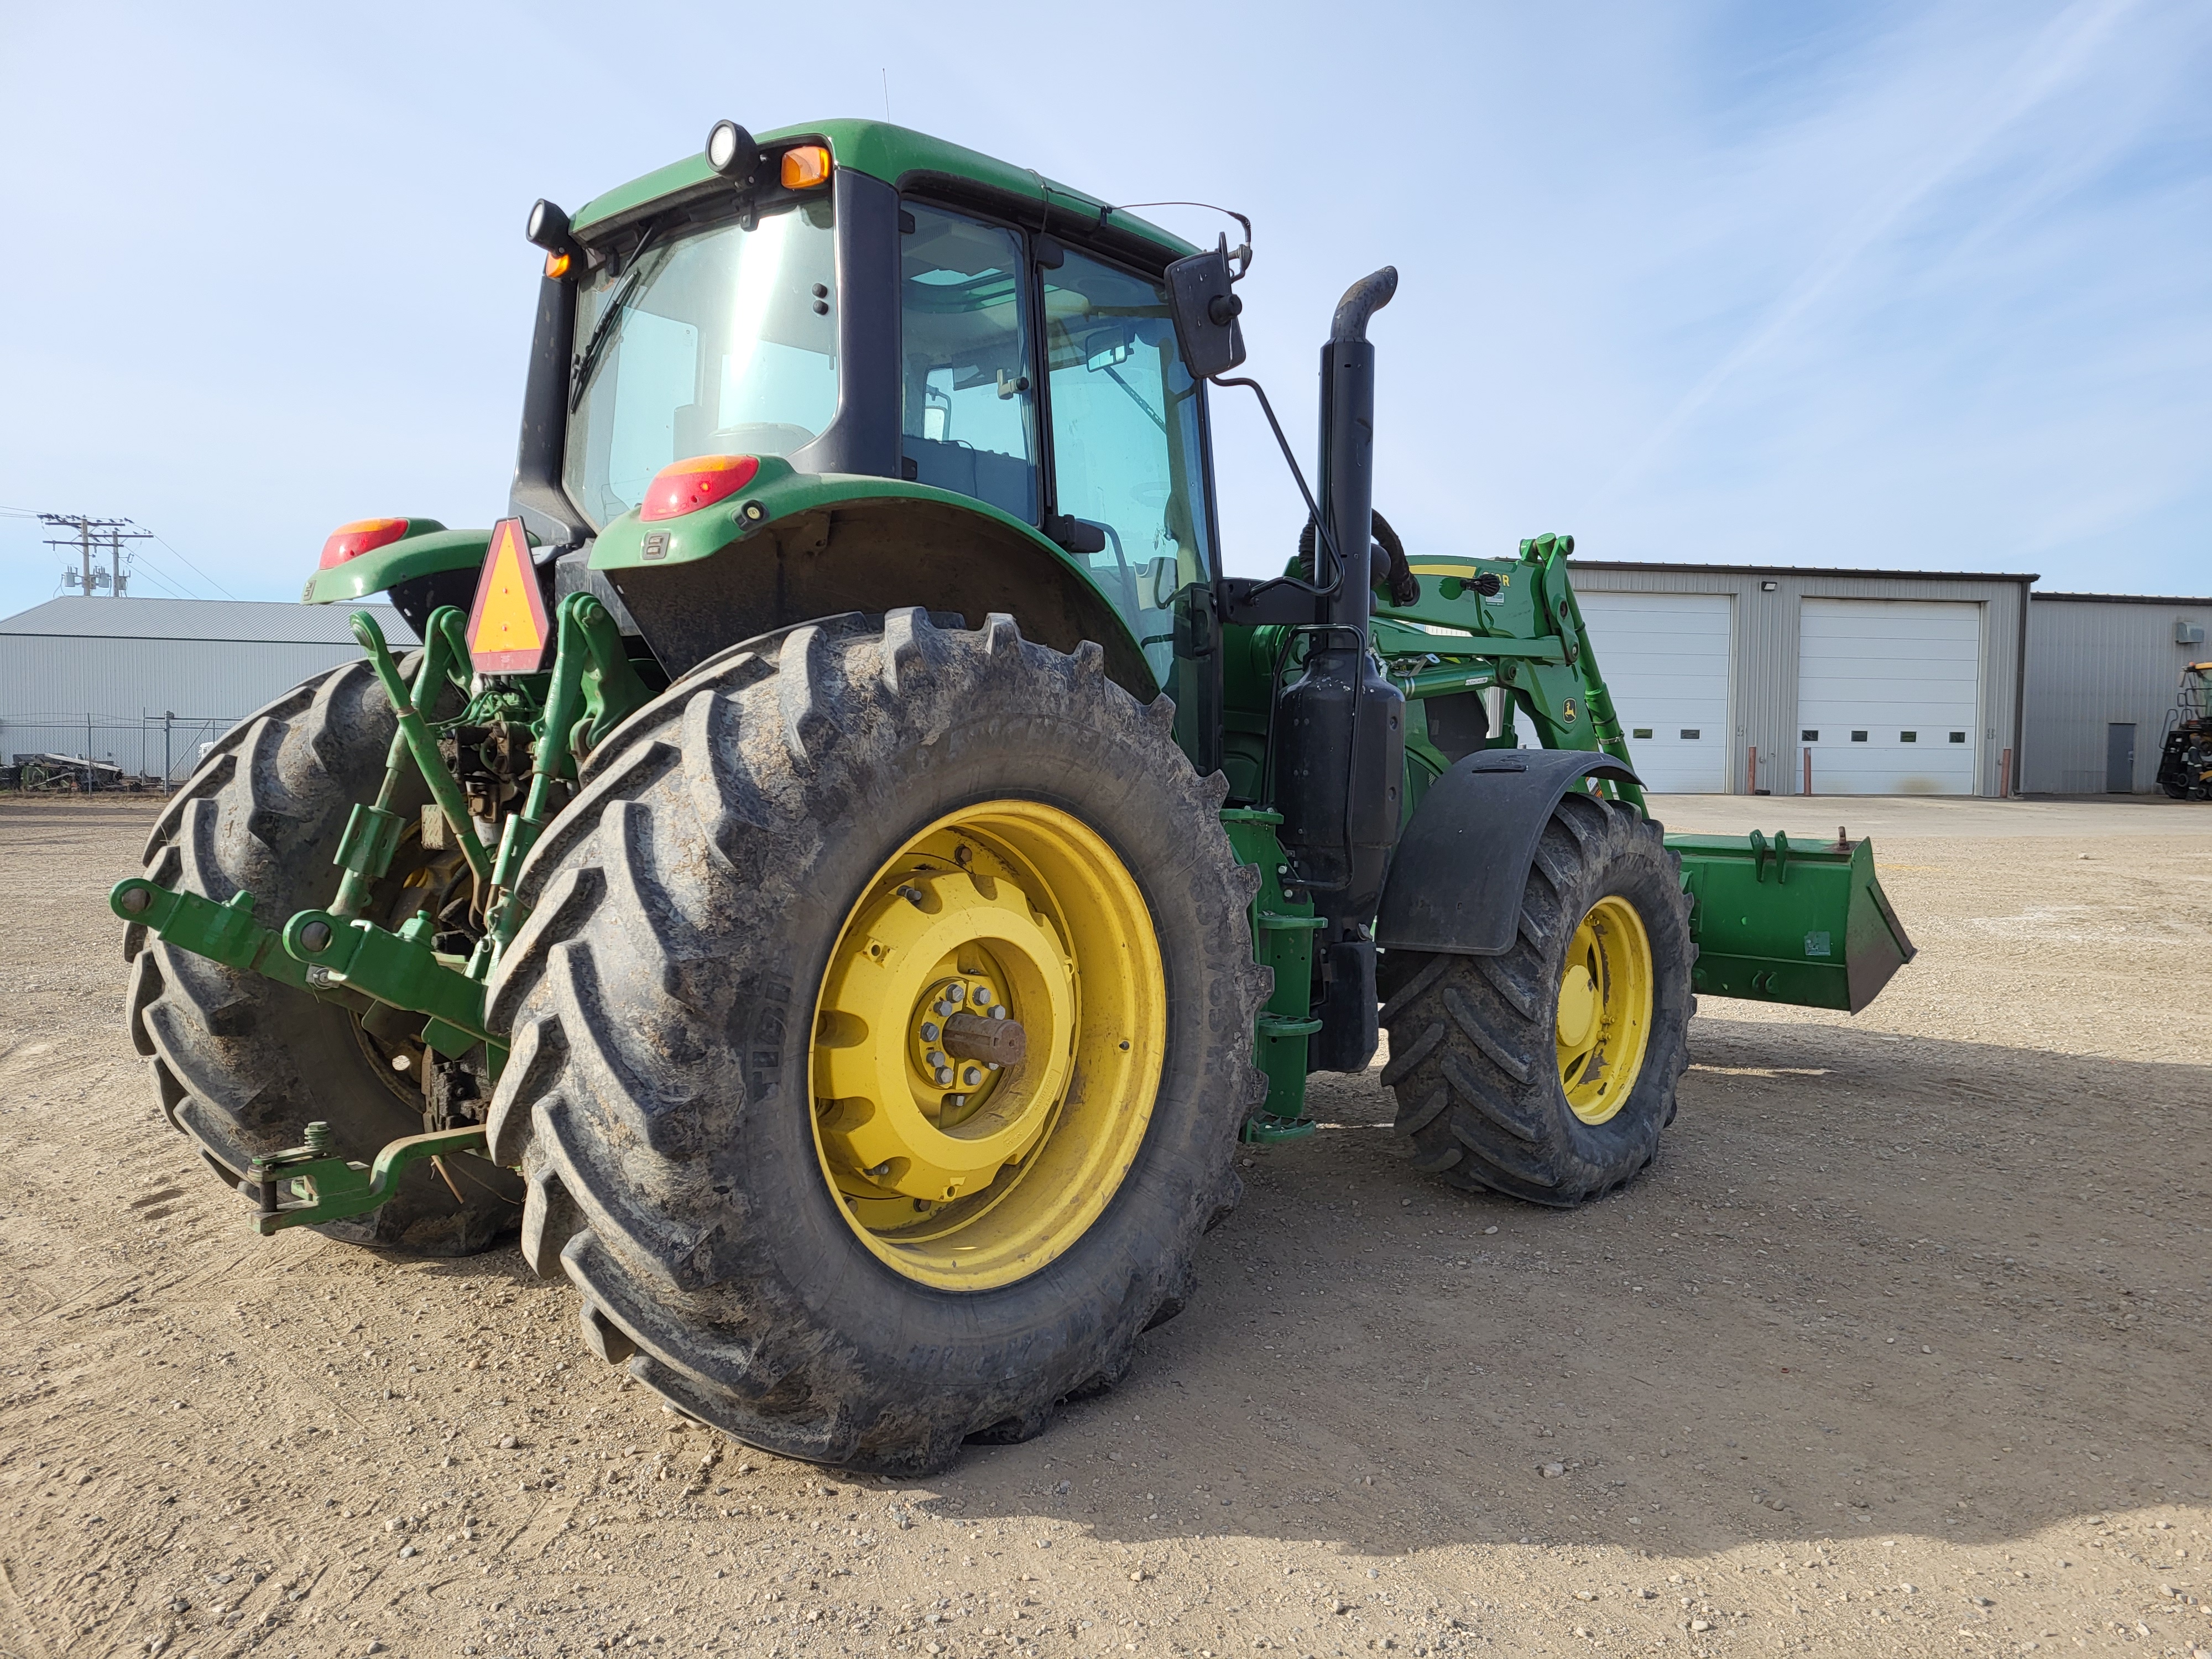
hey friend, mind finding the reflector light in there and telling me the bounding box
[319,517,411,569]
[467,518,552,675]
[545,251,572,279]
[640,455,761,523]
[780,145,832,190]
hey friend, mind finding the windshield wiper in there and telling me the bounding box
[567,236,664,414]
[1102,365,1167,434]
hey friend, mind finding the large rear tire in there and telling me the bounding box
[484,610,1265,1473]
[1379,792,1693,1206]
[125,659,523,1254]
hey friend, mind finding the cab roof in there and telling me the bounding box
[570,119,1198,269]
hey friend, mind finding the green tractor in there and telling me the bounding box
[113,119,1913,1473]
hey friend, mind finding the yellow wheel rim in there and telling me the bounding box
[1556,894,1655,1125]
[808,800,1165,1290]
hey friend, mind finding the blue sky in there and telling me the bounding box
[1,0,2205,619]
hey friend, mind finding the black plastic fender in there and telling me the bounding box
[1374,749,1643,956]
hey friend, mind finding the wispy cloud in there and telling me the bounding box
[1590,0,2146,512]
[0,1,2203,615]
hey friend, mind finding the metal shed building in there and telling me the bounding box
[0,597,415,784]
[2021,592,2212,794]
[1564,561,2035,797]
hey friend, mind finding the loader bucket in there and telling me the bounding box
[1666,831,1916,1014]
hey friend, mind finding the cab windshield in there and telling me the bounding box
[563,198,838,529]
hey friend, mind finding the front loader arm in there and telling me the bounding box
[1373,531,1642,806]
[1369,531,1914,1016]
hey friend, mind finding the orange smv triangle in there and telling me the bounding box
[466,518,551,674]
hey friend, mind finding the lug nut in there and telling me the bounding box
[946,1095,967,1110]
[925,1049,944,1068]
[971,987,992,1008]
[920,1021,940,1042]
[299,920,333,953]
[945,984,966,1004]
[963,1067,982,1087]
[990,1006,1007,1020]
[935,1067,953,1086]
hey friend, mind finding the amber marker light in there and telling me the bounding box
[545,250,572,279]
[639,455,761,523]
[780,145,832,190]
[319,517,412,568]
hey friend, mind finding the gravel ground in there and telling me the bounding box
[2,794,2207,1659]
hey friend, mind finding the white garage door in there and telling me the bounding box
[1797,599,1980,795]
[1575,592,1732,793]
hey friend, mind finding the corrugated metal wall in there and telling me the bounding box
[2022,597,2212,794]
[1,629,399,783]
[1569,564,2030,795]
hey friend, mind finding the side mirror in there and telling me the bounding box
[1164,236,1247,380]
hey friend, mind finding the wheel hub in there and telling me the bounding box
[816,870,1074,1206]
[810,801,1166,1289]
[1554,895,1656,1126]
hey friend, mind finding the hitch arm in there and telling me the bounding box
[350,609,492,885]
[481,592,650,961]
[280,907,498,1057]
[112,881,313,992]
[244,1119,489,1234]
[332,606,476,916]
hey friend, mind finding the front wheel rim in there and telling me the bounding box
[809,800,1166,1290]
[1555,894,1655,1125]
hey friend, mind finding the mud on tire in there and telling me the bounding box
[1378,792,1693,1206]
[484,609,1266,1474]
[126,658,523,1254]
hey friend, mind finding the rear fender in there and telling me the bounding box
[304,525,503,639]
[1374,748,1641,955]
[591,461,1154,695]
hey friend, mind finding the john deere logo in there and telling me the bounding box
[1562,698,1578,723]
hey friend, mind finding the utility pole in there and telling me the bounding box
[40,514,151,597]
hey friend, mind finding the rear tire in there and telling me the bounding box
[484,610,1265,1473]
[1379,792,1692,1206]
[126,659,523,1254]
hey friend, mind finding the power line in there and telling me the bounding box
[119,556,194,601]
[40,514,150,598]
[21,512,240,602]
[142,526,238,600]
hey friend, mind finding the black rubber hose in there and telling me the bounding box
[1297,509,1420,607]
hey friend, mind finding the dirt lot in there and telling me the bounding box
[2,794,2207,1659]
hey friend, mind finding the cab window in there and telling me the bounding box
[1040,250,1214,682]
[899,205,1037,523]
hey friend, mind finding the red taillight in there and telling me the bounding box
[319,517,412,568]
[640,455,761,523]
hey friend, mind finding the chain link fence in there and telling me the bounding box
[2,712,239,791]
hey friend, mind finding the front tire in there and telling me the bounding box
[1379,791,1693,1206]
[484,610,1265,1473]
